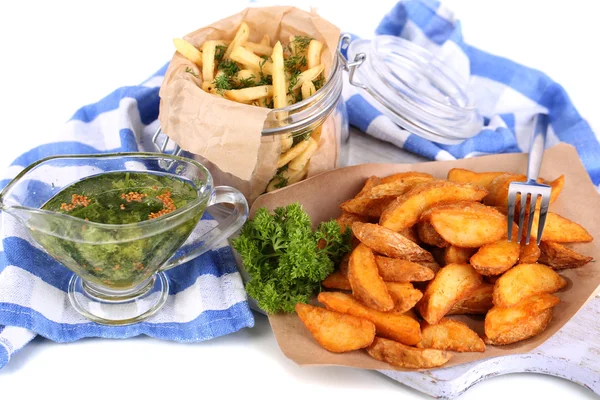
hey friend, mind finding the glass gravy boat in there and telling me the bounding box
[0,153,248,325]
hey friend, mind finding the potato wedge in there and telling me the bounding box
[366,173,434,200]
[380,181,488,231]
[447,283,494,315]
[538,241,593,269]
[348,244,394,311]
[470,240,520,276]
[338,254,350,276]
[429,202,505,247]
[417,263,482,324]
[443,245,477,265]
[483,173,526,207]
[341,197,395,218]
[380,171,435,185]
[484,293,559,345]
[447,168,504,188]
[417,318,485,352]
[322,271,351,291]
[173,38,203,67]
[355,176,382,198]
[417,221,449,248]
[546,175,565,204]
[493,263,567,307]
[295,303,375,353]
[375,256,435,282]
[318,292,421,345]
[352,222,436,264]
[367,337,452,369]
[400,226,420,244]
[519,240,541,264]
[529,211,593,243]
[385,282,423,314]
[335,212,368,235]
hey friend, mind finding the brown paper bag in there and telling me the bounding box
[158,6,341,203]
[249,144,600,372]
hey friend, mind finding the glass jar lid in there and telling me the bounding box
[341,34,482,144]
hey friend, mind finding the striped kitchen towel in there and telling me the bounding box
[0,64,254,370]
[344,0,600,186]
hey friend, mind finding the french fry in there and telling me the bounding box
[289,64,325,91]
[224,85,273,102]
[224,21,250,59]
[447,283,494,315]
[265,163,309,192]
[322,271,351,291]
[470,240,520,276]
[202,40,217,82]
[417,318,485,352]
[307,39,324,69]
[428,202,506,247]
[260,34,270,46]
[443,245,477,265]
[374,256,435,282]
[201,81,216,92]
[385,282,423,314]
[318,292,421,345]
[244,41,273,56]
[352,222,437,264]
[271,41,287,109]
[417,221,449,248]
[348,244,394,311]
[253,96,272,108]
[301,80,316,100]
[230,46,273,75]
[280,135,293,153]
[173,38,203,67]
[367,337,452,369]
[288,138,318,171]
[519,240,541,264]
[311,126,323,142]
[492,263,567,308]
[538,241,593,269]
[417,263,482,324]
[277,139,311,168]
[380,181,488,231]
[484,293,559,345]
[295,303,375,353]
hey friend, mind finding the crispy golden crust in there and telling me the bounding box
[485,309,554,346]
[470,240,520,276]
[384,282,423,314]
[295,303,376,353]
[417,221,449,248]
[447,169,504,189]
[519,241,541,264]
[447,283,494,315]
[417,263,482,324]
[443,246,477,265]
[322,271,351,291]
[492,263,567,308]
[417,318,485,352]
[318,292,421,345]
[538,241,593,269]
[367,337,452,369]
[348,244,394,311]
[374,256,435,282]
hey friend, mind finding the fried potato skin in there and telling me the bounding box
[417,318,485,352]
[318,292,421,345]
[400,226,420,244]
[322,271,352,291]
[295,303,376,353]
[336,212,368,234]
[380,181,488,232]
[493,263,567,307]
[348,244,394,311]
[443,246,477,265]
[384,282,423,314]
[470,240,520,276]
[341,197,395,218]
[417,263,482,324]
[374,256,435,282]
[483,173,526,207]
[535,212,593,243]
[367,337,452,369]
[428,202,506,247]
[352,222,436,264]
[417,221,449,248]
[538,241,593,269]
[447,169,504,188]
[447,283,494,315]
[367,172,434,199]
[485,309,553,346]
[519,240,541,264]
[484,293,559,345]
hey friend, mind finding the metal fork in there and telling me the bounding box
[507,114,552,245]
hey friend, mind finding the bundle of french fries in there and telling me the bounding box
[296,169,593,369]
[173,22,327,192]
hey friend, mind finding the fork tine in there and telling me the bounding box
[507,190,517,241]
[517,192,528,242]
[525,193,539,245]
[536,194,551,245]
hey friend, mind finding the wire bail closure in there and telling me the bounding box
[338,33,367,90]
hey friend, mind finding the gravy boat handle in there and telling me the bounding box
[159,186,248,272]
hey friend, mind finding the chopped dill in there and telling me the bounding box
[292,130,312,146]
[313,75,325,90]
[289,36,313,54]
[214,45,227,63]
[236,76,257,89]
[214,74,233,92]
[217,59,240,77]
[284,55,307,73]
[185,67,199,78]
[273,166,289,189]
[257,74,272,86]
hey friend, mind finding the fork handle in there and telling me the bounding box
[526,114,549,181]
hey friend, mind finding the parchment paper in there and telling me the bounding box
[250,144,600,372]
[159,6,341,202]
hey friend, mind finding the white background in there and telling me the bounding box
[0,0,598,399]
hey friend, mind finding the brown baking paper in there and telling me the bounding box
[250,143,600,372]
[159,6,341,202]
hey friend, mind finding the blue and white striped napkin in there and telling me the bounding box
[0,65,254,370]
[343,0,600,186]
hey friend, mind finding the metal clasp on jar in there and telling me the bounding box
[338,33,367,90]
